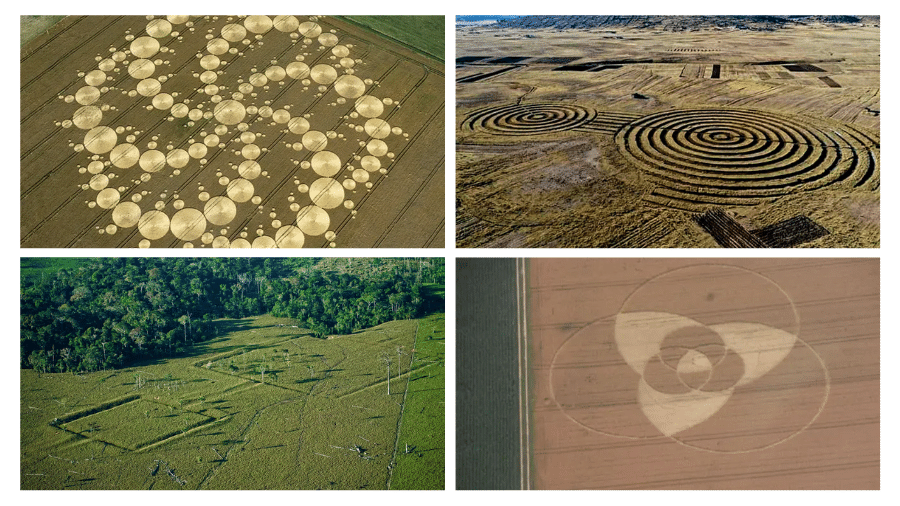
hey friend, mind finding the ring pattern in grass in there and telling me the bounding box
[615,108,879,206]
[463,103,597,135]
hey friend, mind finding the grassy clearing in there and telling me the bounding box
[21,314,444,489]
[20,258,86,285]
[342,16,444,63]
[62,398,213,451]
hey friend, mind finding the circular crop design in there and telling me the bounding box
[55,15,409,248]
[549,264,830,453]
[615,108,879,205]
[462,103,597,135]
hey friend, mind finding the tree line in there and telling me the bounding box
[20,258,444,373]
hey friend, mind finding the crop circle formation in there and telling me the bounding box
[549,264,830,454]
[57,15,408,248]
[462,103,597,135]
[615,108,879,205]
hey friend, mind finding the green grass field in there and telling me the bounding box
[342,16,444,63]
[21,314,444,489]
[20,258,88,285]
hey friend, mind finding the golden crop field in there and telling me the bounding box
[456,16,879,248]
[22,15,444,248]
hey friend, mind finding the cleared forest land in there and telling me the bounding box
[456,16,879,248]
[21,313,445,489]
[21,15,444,248]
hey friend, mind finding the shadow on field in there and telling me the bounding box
[212,319,255,336]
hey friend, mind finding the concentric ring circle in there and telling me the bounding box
[463,103,597,136]
[615,108,879,205]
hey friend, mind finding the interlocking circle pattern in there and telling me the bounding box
[549,264,830,454]
[615,108,879,205]
[462,103,597,135]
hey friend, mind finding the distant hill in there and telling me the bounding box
[491,15,880,32]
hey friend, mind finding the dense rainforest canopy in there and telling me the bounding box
[20,258,444,373]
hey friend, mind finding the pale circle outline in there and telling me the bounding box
[547,263,830,454]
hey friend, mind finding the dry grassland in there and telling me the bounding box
[457,18,879,247]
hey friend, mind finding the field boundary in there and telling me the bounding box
[386,321,419,489]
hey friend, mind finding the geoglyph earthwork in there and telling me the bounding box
[21,16,444,248]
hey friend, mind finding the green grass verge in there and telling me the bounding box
[389,313,445,489]
[341,16,444,63]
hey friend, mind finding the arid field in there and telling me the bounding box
[456,16,879,248]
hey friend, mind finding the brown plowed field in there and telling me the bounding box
[527,258,879,489]
[457,19,879,247]
[21,16,444,248]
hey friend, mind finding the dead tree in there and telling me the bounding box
[396,346,405,381]
[381,353,391,395]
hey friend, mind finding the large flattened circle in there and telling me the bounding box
[137,210,170,240]
[170,208,207,241]
[214,100,247,125]
[296,205,330,236]
[615,264,827,453]
[308,178,344,209]
[84,126,117,154]
[311,151,342,177]
[204,196,237,226]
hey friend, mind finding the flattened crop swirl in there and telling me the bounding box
[463,103,597,135]
[615,108,879,206]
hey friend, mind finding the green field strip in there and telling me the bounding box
[339,16,444,64]
[387,314,444,489]
[386,322,419,489]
